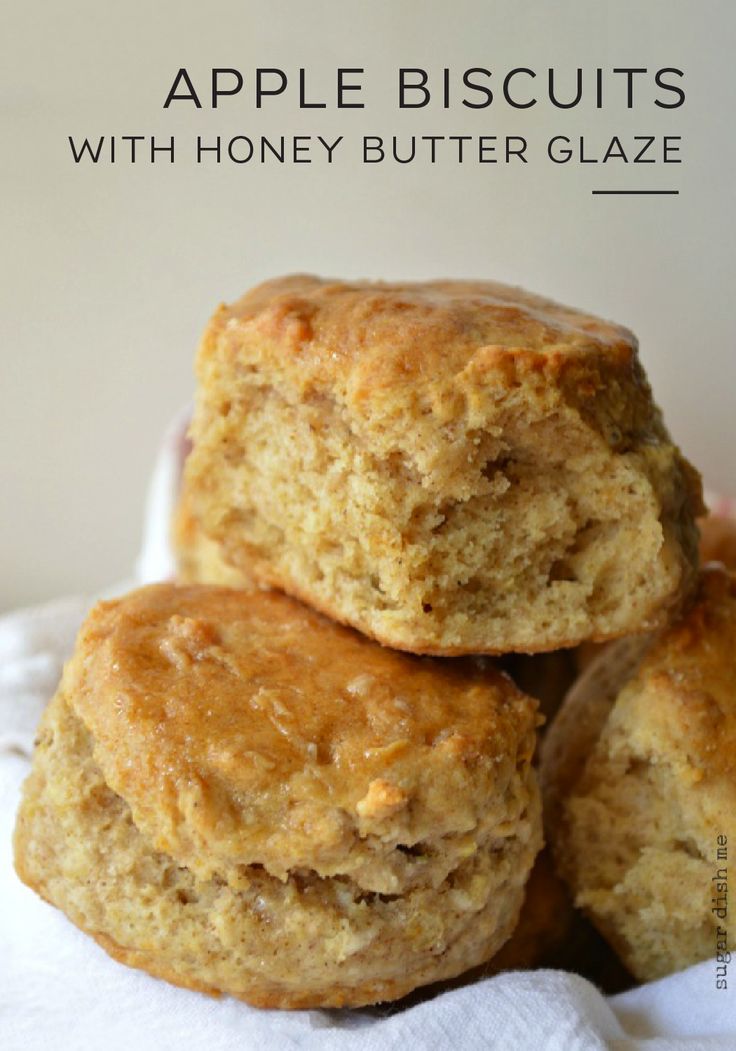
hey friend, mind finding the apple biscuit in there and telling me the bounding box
[542,567,736,981]
[15,583,542,1008]
[177,275,702,655]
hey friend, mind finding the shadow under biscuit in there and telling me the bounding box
[501,650,579,729]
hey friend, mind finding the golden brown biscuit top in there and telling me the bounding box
[209,274,636,399]
[65,583,537,888]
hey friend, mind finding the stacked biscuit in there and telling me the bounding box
[16,275,732,1008]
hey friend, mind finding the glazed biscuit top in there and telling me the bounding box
[63,583,538,891]
[207,275,638,398]
[191,274,692,512]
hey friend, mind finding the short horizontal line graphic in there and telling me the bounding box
[591,189,679,196]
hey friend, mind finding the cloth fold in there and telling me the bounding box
[1,425,733,1051]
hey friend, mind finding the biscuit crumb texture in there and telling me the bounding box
[178,275,702,655]
[14,583,542,1008]
[542,568,736,981]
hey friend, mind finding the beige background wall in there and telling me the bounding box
[2,0,734,611]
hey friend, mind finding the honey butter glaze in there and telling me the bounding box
[66,583,539,894]
[216,275,639,406]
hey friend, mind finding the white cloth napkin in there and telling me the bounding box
[1,422,734,1051]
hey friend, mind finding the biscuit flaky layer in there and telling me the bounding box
[542,567,736,982]
[177,274,702,655]
[14,583,542,1008]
